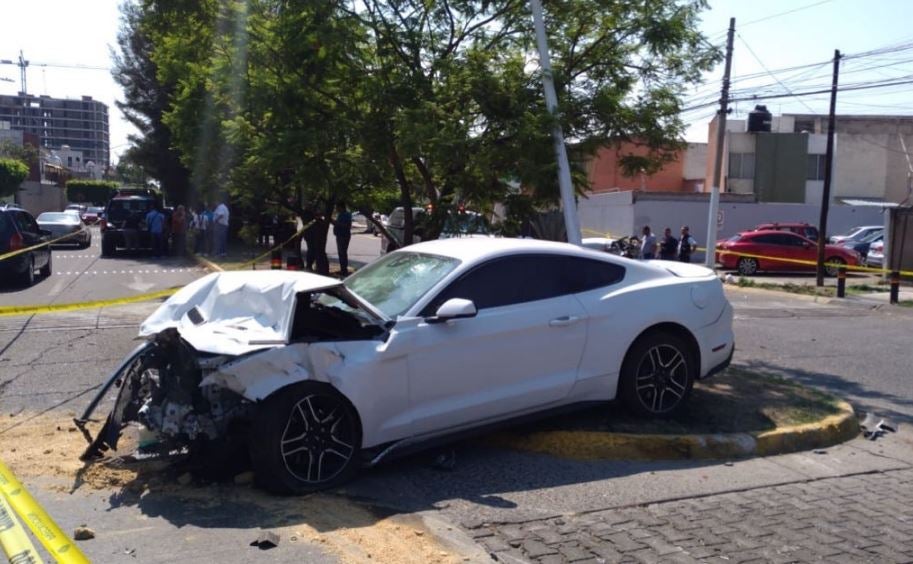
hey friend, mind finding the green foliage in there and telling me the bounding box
[66,180,120,204]
[121,0,719,247]
[0,158,29,198]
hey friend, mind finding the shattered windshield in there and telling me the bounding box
[344,252,460,318]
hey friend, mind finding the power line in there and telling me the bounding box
[737,32,820,115]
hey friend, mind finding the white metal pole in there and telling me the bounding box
[705,18,736,267]
[529,0,581,245]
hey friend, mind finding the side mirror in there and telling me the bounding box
[426,298,477,324]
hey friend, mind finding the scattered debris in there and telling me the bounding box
[813,449,828,455]
[860,413,897,441]
[250,530,280,550]
[74,526,96,541]
[124,548,137,557]
[724,461,734,467]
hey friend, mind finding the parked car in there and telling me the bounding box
[37,212,92,248]
[82,206,106,225]
[380,207,491,253]
[841,230,883,261]
[100,189,162,256]
[0,205,52,286]
[866,240,884,269]
[829,225,882,245]
[65,203,88,215]
[754,222,819,242]
[78,238,734,494]
[716,230,860,276]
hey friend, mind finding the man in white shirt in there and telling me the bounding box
[213,201,230,257]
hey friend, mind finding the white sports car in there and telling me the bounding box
[78,238,734,494]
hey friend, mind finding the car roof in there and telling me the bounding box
[402,237,626,264]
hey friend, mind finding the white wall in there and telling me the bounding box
[578,194,886,261]
[683,143,708,180]
[834,135,888,199]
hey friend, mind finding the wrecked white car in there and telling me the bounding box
[77,238,734,494]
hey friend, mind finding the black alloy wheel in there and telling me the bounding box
[737,257,758,276]
[620,331,696,417]
[251,382,361,494]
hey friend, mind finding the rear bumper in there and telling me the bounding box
[702,344,734,380]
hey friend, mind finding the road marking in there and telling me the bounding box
[53,268,204,277]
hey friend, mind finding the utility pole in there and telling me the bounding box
[816,49,841,286]
[529,0,581,245]
[705,17,735,268]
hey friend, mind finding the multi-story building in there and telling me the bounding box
[0,93,109,171]
[705,109,913,205]
[583,141,708,193]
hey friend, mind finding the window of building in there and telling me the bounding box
[807,154,827,181]
[794,119,815,133]
[728,152,755,179]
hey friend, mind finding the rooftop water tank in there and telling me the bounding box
[747,105,772,133]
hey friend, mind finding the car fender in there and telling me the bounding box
[202,339,412,448]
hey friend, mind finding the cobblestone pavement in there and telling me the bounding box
[469,468,913,563]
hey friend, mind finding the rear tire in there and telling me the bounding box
[250,382,361,495]
[39,252,52,278]
[737,257,758,276]
[101,235,115,257]
[619,331,697,417]
[18,256,35,287]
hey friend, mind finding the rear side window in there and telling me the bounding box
[0,212,12,239]
[12,211,38,234]
[422,254,625,314]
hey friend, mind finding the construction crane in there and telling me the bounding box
[0,50,109,95]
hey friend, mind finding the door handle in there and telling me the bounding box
[549,316,580,327]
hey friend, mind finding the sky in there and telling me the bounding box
[1,0,911,162]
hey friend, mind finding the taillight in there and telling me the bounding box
[99,219,107,231]
[9,232,23,251]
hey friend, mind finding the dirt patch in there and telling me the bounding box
[514,367,843,435]
[0,413,461,563]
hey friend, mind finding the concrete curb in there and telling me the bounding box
[487,400,859,461]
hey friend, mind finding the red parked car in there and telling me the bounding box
[754,222,819,242]
[716,230,861,276]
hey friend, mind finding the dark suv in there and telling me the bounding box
[0,204,52,286]
[100,189,162,256]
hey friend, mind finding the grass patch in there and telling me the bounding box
[734,277,889,297]
[899,300,913,307]
[521,367,843,436]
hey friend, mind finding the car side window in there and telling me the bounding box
[13,212,37,234]
[422,254,625,316]
[751,234,777,244]
[784,234,808,246]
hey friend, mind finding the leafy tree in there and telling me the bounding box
[0,158,29,199]
[348,0,718,243]
[112,0,198,205]
[66,179,120,204]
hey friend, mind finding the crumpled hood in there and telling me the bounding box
[140,270,342,355]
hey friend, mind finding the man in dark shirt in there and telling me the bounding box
[659,227,678,260]
[333,202,353,276]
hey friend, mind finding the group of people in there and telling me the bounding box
[638,225,697,262]
[188,201,230,257]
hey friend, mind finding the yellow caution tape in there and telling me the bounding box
[581,227,619,239]
[0,288,177,318]
[224,223,311,271]
[714,248,913,277]
[0,460,89,564]
[0,493,44,564]
[0,229,88,263]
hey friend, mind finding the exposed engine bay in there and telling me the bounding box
[76,279,386,460]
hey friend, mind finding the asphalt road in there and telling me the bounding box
[1,261,912,562]
[0,226,205,307]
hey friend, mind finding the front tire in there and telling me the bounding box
[619,331,696,417]
[824,256,845,277]
[737,257,758,276]
[250,382,361,495]
[40,252,52,278]
[101,235,115,257]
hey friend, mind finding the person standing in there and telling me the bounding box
[332,202,353,276]
[145,205,165,257]
[640,225,657,260]
[171,205,187,256]
[203,205,215,255]
[659,227,678,260]
[213,200,230,257]
[679,225,698,263]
